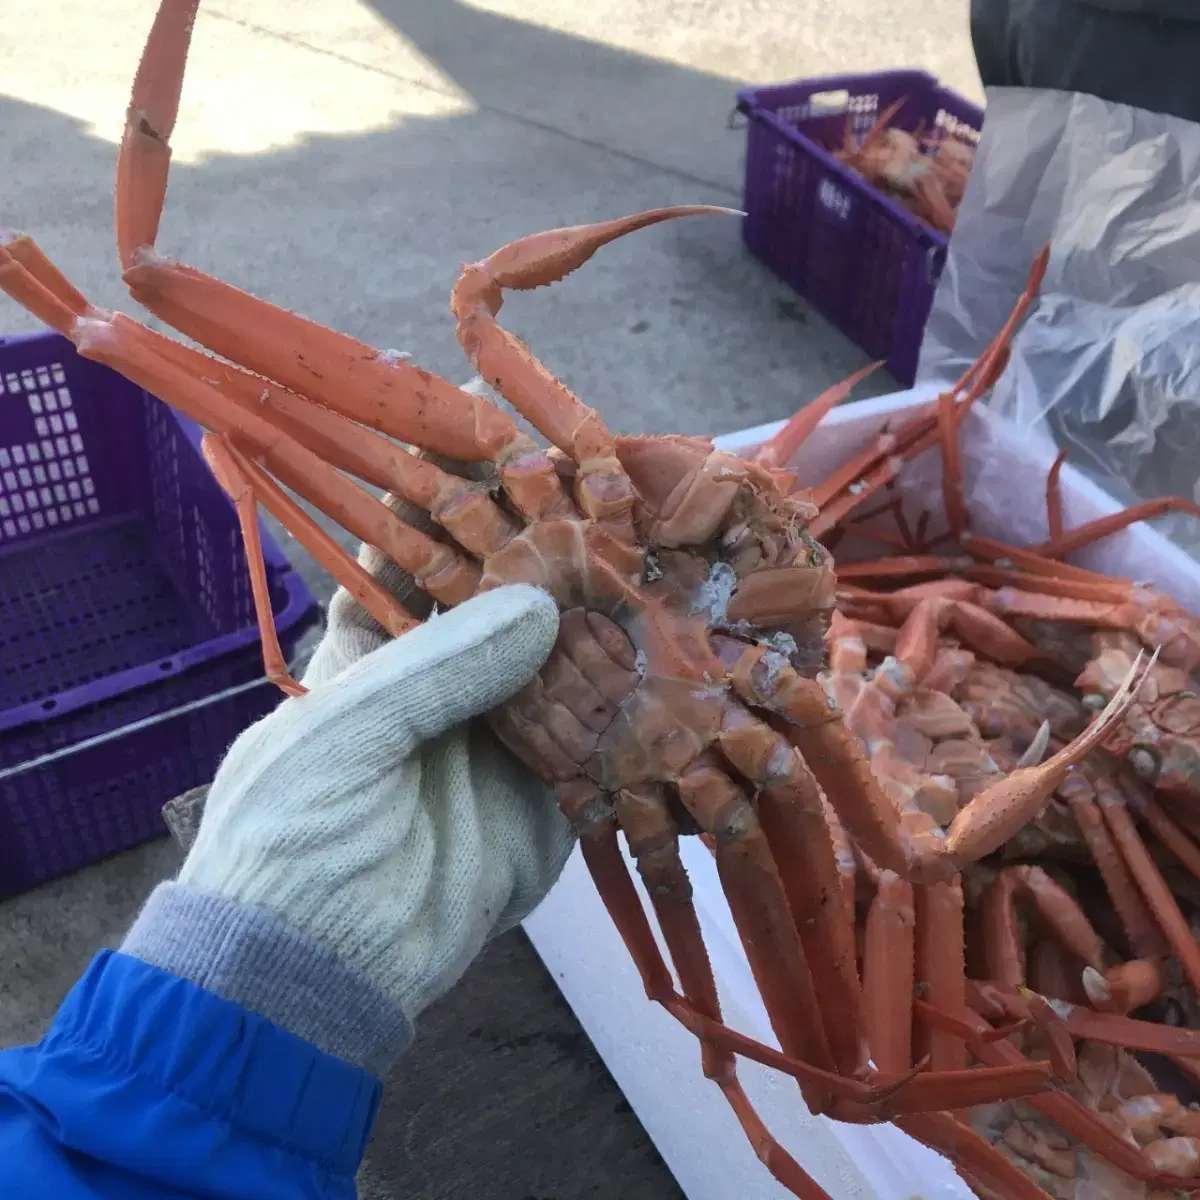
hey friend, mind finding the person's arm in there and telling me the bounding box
[0,569,572,1198]
[0,947,379,1199]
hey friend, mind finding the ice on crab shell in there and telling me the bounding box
[692,561,738,625]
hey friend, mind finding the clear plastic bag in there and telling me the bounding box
[917,86,1200,557]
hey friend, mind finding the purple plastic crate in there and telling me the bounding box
[737,70,984,386]
[0,330,321,898]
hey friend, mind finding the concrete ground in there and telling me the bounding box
[1,2,979,1196]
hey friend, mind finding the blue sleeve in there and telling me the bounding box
[0,950,381,1199]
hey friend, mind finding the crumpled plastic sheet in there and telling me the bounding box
[916,86,1200,558]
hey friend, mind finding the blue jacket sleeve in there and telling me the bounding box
[0,950,381,1199]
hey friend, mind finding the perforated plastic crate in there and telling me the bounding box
[0,331,320,897]
[737,70,984,386]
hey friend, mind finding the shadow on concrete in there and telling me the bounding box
[360,0,756,190]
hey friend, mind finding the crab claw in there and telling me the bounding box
[940,649,1153,866]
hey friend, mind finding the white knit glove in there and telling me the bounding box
[169,578,573,1034]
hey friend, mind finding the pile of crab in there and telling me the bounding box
[3,4,1200,1197]
[833,96,977,235]
[793,265,1200,1199]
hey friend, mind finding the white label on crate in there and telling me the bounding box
[817,177,852,223]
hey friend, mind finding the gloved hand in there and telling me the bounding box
[124,501,575,1077]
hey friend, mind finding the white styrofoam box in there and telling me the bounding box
[523,385,1200,1200]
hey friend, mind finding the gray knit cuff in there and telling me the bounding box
[122,882,413,1077]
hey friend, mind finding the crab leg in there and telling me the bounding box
[838,580,981,624]
[1125,787,1200,883]
[663,976,936,1109]
[888,493,921,552]
[979,865,1106,991]
[124,259,538,470]
[679,984,1058,1116]
[74,312,480,605]
[555,782,676,1005]
[913,997,1032,1053]
[716,706,864,1077]
[958,533,1132,584]
[0,231,90,314]
[892,595,1043,680]
[1003,865,1106,971]
[666,995,1055,1184]
[809,424,941,538]
[117,0,198,263]
[200,433,308,696]
[753,359,884,469]
[828,609,900,660]
[814,1061,1059,1125]
[835,555,967,580]
[2,239,421,506]
[861,871,915,1074]
[835,557,1135,603]
[1032,938,1091,1006]
[993,990,1078,1078]
[978,871,1024,988]
[823,797,859,927]
[807,247,1049,530]
[122,245,537,469]
[674,758,838,1093]
[922,645,978,694]
[1095,778,1200,993]
[129,319,522,557]
[613,785,730,1083]
[450,204,738,536]
[716,636,920,879]
[858,1065,1058,1115]
[1058,776,1169,960]
[0,245,80,332]
[204,434,417,642]
[722,634,1138,883]
[937,387,967,537]
[844,97,908,158]
[946,245,1048,432]
[1058,1006,1200,1057]
[1036,495,1200,560]
[962,565,1134,603]
[914,879,968,1076]
[716,1084,837,1200]
[818,357,1019,521]
[978,983,1200,1058]
[981,587,1137,630]
[1045,448,1069,545]
[809,413,939,513]
[838,495,921,554]
[451,203,738,459]
[114,1,567,502]
[557,781,840,1200]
